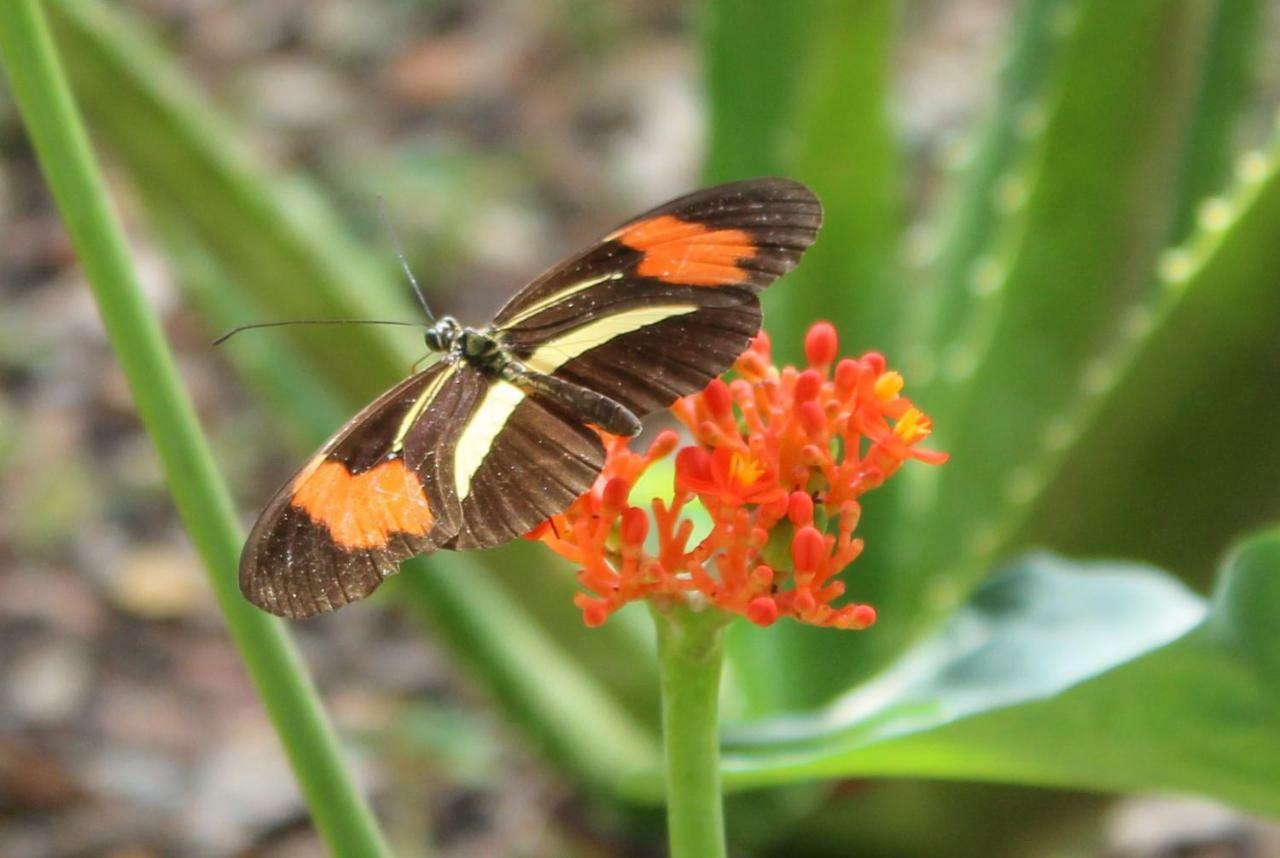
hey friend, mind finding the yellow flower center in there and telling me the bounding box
[893,408,931,443]
[729,451,766,487]
[875,371,904,401]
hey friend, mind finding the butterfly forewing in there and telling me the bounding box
[239,362,486,618]
[491,177,820,415]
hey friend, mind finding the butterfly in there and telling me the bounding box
[239,177,822,618]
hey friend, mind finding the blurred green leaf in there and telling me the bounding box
[903,0,1218,636]
[701,0,819,183]
[914,0,1070,371]
[703,0,901,360]
[716,533,1280,816]
[765,1,901,362]
[1020,129,1280,580]
[47,0,416,399]
[1166,0,1265,246]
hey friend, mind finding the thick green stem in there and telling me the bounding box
[0,2,390,855]
[652,604,729,858]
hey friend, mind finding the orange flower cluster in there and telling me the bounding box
[528,323,947,629]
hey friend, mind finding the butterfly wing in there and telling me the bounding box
[442,178,820,552]
[239,361,486,618]
[445,379,606,550]
[491,177,821,413]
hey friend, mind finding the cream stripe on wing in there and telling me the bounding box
[454,304,699,501]
[390,364,454,454]
[523,304,698,375]
[455,379,525,499]
[500,271,623,327]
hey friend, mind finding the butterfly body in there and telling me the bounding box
[239,178,822,618]
[425,316,643,437]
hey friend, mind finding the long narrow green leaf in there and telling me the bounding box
[396,557,661,797]
[1165,0,1265,246]
[701,0,818,183]
[714,533,1280,816]
[912,0,1071,373]
[906,0,1216,619]
[763,1,901,362]
[47,0,416,400]
[1019,131,1280,578]
[0,3,391,854]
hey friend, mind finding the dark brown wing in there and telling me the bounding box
[490,177,821,414]
[239,361,486,618]
[442,378,606,550]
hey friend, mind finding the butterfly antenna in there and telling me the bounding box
[377,196,436,323]
[212,319,425,346]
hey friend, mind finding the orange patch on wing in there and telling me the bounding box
[291,459,434,549]
[612,214,756,286]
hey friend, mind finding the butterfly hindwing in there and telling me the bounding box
[239,362,486,618]
[445,379,606,550]
[490,177,820,415]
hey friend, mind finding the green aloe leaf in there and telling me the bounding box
[701,0,819,183]
[702,0,900,363]
[911,0,1071,373]
[897,0,1220,652]
[713,531,1280,816]
[1019,127,1280,580]
[1166,0,1265,246]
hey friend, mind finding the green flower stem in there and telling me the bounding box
[652,603,730,858]
[0,3,391,855]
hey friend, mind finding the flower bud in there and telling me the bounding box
[804,321,838,369]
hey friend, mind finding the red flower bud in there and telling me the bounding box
[793,368,823,404]
[747,596,779,626]
[621,507,649,545]
[834,358,859,394]
[791,526,826,572]
[601,477,630,514]
[851,604,877,628]
[805,322,838,368]
[704,377,733,419]
[787,491,814,525]
[799,400,826,437]
[647,429,679,459]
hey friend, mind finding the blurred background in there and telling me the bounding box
[4,0,1280,856]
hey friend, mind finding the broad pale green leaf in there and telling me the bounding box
[715,533,1280,817]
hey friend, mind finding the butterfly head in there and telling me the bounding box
[424,316,462,353]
